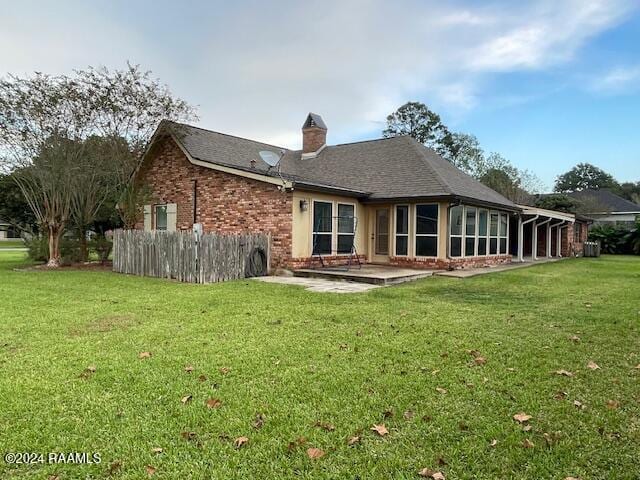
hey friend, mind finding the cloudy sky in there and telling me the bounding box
[2,0,639,189]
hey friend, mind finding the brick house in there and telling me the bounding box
[134,114,587,270]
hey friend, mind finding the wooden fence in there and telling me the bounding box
[112,230,270,283]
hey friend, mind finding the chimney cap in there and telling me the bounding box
[302,113,327,130]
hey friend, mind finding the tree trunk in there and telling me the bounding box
[78,227,88,263]
[47,226,62,268]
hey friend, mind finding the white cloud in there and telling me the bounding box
[588,65,640,94]
[0,0,636,148]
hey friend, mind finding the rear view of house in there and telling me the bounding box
[135,114,587,270]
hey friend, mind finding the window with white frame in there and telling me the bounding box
[337,203,355,254]
[499,213,508,254]
[450,205,463,257]
[489,212,499,254]
[312,201,332,255]
[155,205,168,231]
[395,205,409,256]
[415,204,438,257]
[465,207,477,256]
[477,209,488,256]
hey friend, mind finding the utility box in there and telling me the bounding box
[583,241,600,257]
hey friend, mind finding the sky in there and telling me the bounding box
[1,0,639,190]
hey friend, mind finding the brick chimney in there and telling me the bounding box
[302,113,327,154]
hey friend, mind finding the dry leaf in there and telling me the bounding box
[587,361,600,370]
[184,365,194,373]
[145,465,157,476]
[436,387,448,394]
[635,364,640,369]
[418,468,446,479]
[139,351,152,359]
[197,374,207,382]
[555,369,574,377]
[151,447,163,454]
[554,391,568,400]
[564,477,581,480]
[522,425,532,432]
[181,431,197,441]
[569,335,580,343]
[403,410,415,420]
[219,367,231,375]
[253,413,265,429]
[467,349,481,357]
[347,435,360,446]
[181,395,192,405]
[506,367,516,372]
[86,365,97,372]
[490,439,498,447]
[287,436,306,452]
[371,424,389,436]
[306,447,325,459]
[573,400,585,409]
[522,438,535,448]
[606,399,620,409]
[584,303,592,308]
[474,356,487,366]
[314,421,335,431]
[383,408,394,418]
[108,461,122,474]
[513,412,532,423]
[48,476,60,480]
[205,398,222,409]
[234,436,249,448]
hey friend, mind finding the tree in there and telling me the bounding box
[554,163,620,193]
[0,172,38,235]
[443,132,486,178]
[619,181,640,204]
[534,193,577,213]
[478,153,542,204]
[383,102,453,156]
[0,65,196,266]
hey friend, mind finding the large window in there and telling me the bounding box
[450,206,508,257]
[395,205,409,256]
[337,203,355,254]
[450,206,463,257]
[155,205,167,231]
[415,204,438,257]
[312,201,332,255]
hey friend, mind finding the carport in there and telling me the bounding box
[515,206,575,262]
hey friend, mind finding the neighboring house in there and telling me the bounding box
[134,114,586,269]
[567,189,640,226]
[0,219,9,240]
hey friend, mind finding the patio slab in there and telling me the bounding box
[293,264,437,285]
[435,257,562,278]
[254,275,380,293]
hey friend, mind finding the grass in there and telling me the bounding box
[0,239,25,249]
[0,251,639,479]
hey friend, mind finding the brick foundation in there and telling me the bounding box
[390,254,512,270]
[135,136,293,268]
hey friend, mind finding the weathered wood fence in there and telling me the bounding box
[112,230,270,283]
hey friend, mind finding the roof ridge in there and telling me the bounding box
[164,120,290,151]
[331,135,408,148]
[407,138,454,195]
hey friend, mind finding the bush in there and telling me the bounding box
[60,237,83,264]
[588,224,637,254]
[25,235,48,262]
[90,234,113,264]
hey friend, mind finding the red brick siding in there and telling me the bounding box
[302,127,326,153]
[135,136,293,268]
[390,254,512,270]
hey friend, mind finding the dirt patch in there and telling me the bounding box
[70,313,137,336]
[14,261,113,272]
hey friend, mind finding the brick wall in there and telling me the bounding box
[135,136,293,268]
[390,254,512,270]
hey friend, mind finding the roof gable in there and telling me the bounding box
[567,189,640,213]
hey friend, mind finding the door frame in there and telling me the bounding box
[370,206,391,263]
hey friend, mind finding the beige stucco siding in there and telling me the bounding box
[292,190,367,259]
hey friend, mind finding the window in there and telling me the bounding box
[499,213,508,254]
[415,204,438,257]
[574,223,581,243]
[312,201,332,255]
[155,205,167,231]
[477,209,488,256]
[489,212,499,254]
[395,205,409,256]
[449,206,463,257]
[337,203,355,254]
[465,207,477,257]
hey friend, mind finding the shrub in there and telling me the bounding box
[60,237,82,264]
[624,221,640,255]
[25,235,48,262]
[90,234,113,264]
[588,224,636,254]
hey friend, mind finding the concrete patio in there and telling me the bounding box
[293,264,437,285]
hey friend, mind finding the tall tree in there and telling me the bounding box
[0,65,196,265]
[443,132,486,178]
[478,153,542,204]
[383,102,453,157]
[554,163,620,193]
[0,172,38,234]
[534,193,577,213]
[619,181,640,204]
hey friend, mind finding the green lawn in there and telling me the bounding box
[0,239,25,249]
[0,252,639,479]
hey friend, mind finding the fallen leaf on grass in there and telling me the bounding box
[314,421,335,431]
[306,447,325,459]
[418,468,446,479]
[513,412,532,423]
[403,410,414,420]
[474,356,487,366]
[554,391,568,400]
[253,413,265,429]
[635,364,640,369]
[219,367,231,375]
[371,424,389,436]
[436,387,448,394]
[287,437,307,452]
[573,400,586,410]
[145,465,156,476]
[522,438,535,448]
[569,335,580,343]
[564,477,581,480]
[180,431,197,441]
[184,365,194,373]
[522,425,532,432]
[490,439,498,447]
[555,369,574,377]
[347,435,360,446]
[139,351,152,359]
[543,431,562,446]
[584,303,592,308]
[197,374,207,382]
[587,361,600,370]
[48,476,59,480]
[606,400,620,409]
[108,461,122,474]
[205,398,222,409]
[151,447,163,454]
[181,395,192,405]
[234,436,249,449]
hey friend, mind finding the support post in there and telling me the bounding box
[517,216,523,262]
[557,225,562,257]
[546,223,552,258]
[532,220,537,261]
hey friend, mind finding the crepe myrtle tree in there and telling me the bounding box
[0,64,196,265]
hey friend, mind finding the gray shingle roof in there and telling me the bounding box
[567,189,640,213]
[163,121,518,210]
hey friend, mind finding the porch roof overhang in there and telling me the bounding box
[516,205,576,223]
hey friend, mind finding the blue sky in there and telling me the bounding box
[1,0,638,190]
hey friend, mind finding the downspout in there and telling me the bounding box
[192,179,198,224]
[519,215,539,262]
